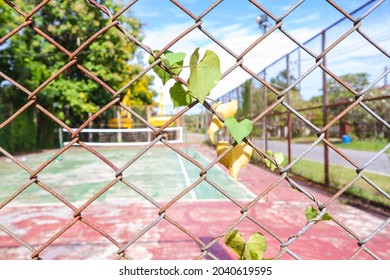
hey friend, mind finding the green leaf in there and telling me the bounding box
[274,152,284,166]
[305,206,318,221]
[165,51,186,66]
[148,50,172,85]
[169,82,193,108]
[165,51,186,76]
[244,232,267,260]
[322,213,332,221]
[265,150,284,171]
[189,47,199,71]
[224,230,245,260]
[224,116,253,144]
[188,48,221,104]
[305,206,332,223]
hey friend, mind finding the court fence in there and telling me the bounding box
[214,0,389,189]
[212,0,390,209]
[0,0,389,260]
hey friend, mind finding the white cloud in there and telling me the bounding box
[288,13,320,24]
[141,11,390,106]
[141,20,324,105]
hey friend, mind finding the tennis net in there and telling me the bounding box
[61,127,184,147]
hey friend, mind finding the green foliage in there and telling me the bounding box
[0,107,37,153]
[334,138,390,153]
[188,48,222,104]
[290,156,390,207]
[265,150,284,171]
[306,73,388,139]
[250,70,305,137]
[237,80,254,119]
[305,206,332,223]
[224,116,253,144]
[149,48,221,107]
[0,1,153,152]
[149,50,185,85]
[225,230,267,260]
[169,82,194,108]
[165,51,186,72]
[305,206,319,220]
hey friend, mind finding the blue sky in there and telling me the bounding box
[129,0,390,104]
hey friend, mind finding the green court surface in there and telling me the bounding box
[0,146,255,206]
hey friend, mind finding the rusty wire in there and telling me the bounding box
[0,0,389,260]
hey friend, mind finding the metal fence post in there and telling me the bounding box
[263,69,268,151]
[322,30,330,187]
[287,54,292,164]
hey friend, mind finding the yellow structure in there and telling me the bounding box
[149,90,174,127]
[107,91,133,128]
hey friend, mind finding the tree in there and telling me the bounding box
[0,1,156,152]
[306,73,388,139]
[268,70,305,137]
[327,73,370,138]
[225,70,305,138]
[269,69,303,108]
[328,73,369,101]
[237,79,263,120]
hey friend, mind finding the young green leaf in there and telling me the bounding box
[224,230,245,260]
[224,116,253,144]
[322,213,332,221]
[305,206,319,221]
[165,51,186,75]
[305,206,332,223]
[169,82,193,108]
[265,150,284,171]
[148,50,172,85]
[188,48,221,104]
[244,232,267,260]
[165,51,186,66]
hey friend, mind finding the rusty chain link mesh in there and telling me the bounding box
[0,0,389,260]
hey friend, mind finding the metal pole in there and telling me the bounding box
[263,69,268,151]
[286,54,292,164]
[298,48,301,93]
[257,14,270,152]
[322,30,330,187]
[249,80,252,120]
[249,79,253,141]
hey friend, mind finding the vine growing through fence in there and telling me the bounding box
[149,48,334,260]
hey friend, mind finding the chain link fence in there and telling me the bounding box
[214,0,390,210]
[0,0,389,260]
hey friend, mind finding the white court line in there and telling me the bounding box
[176,153,197,200]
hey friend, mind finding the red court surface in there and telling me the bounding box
[0,143,389,260]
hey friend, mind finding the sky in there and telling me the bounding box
[128,0,390,106]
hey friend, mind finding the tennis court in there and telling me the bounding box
[0,145,255,206]
[1,141,389,260]
[0,143,260,260]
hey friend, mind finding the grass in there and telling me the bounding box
[290,158,390,208]
[250,150,389,208]
[333,138,389,153]
[268,136,389,153]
